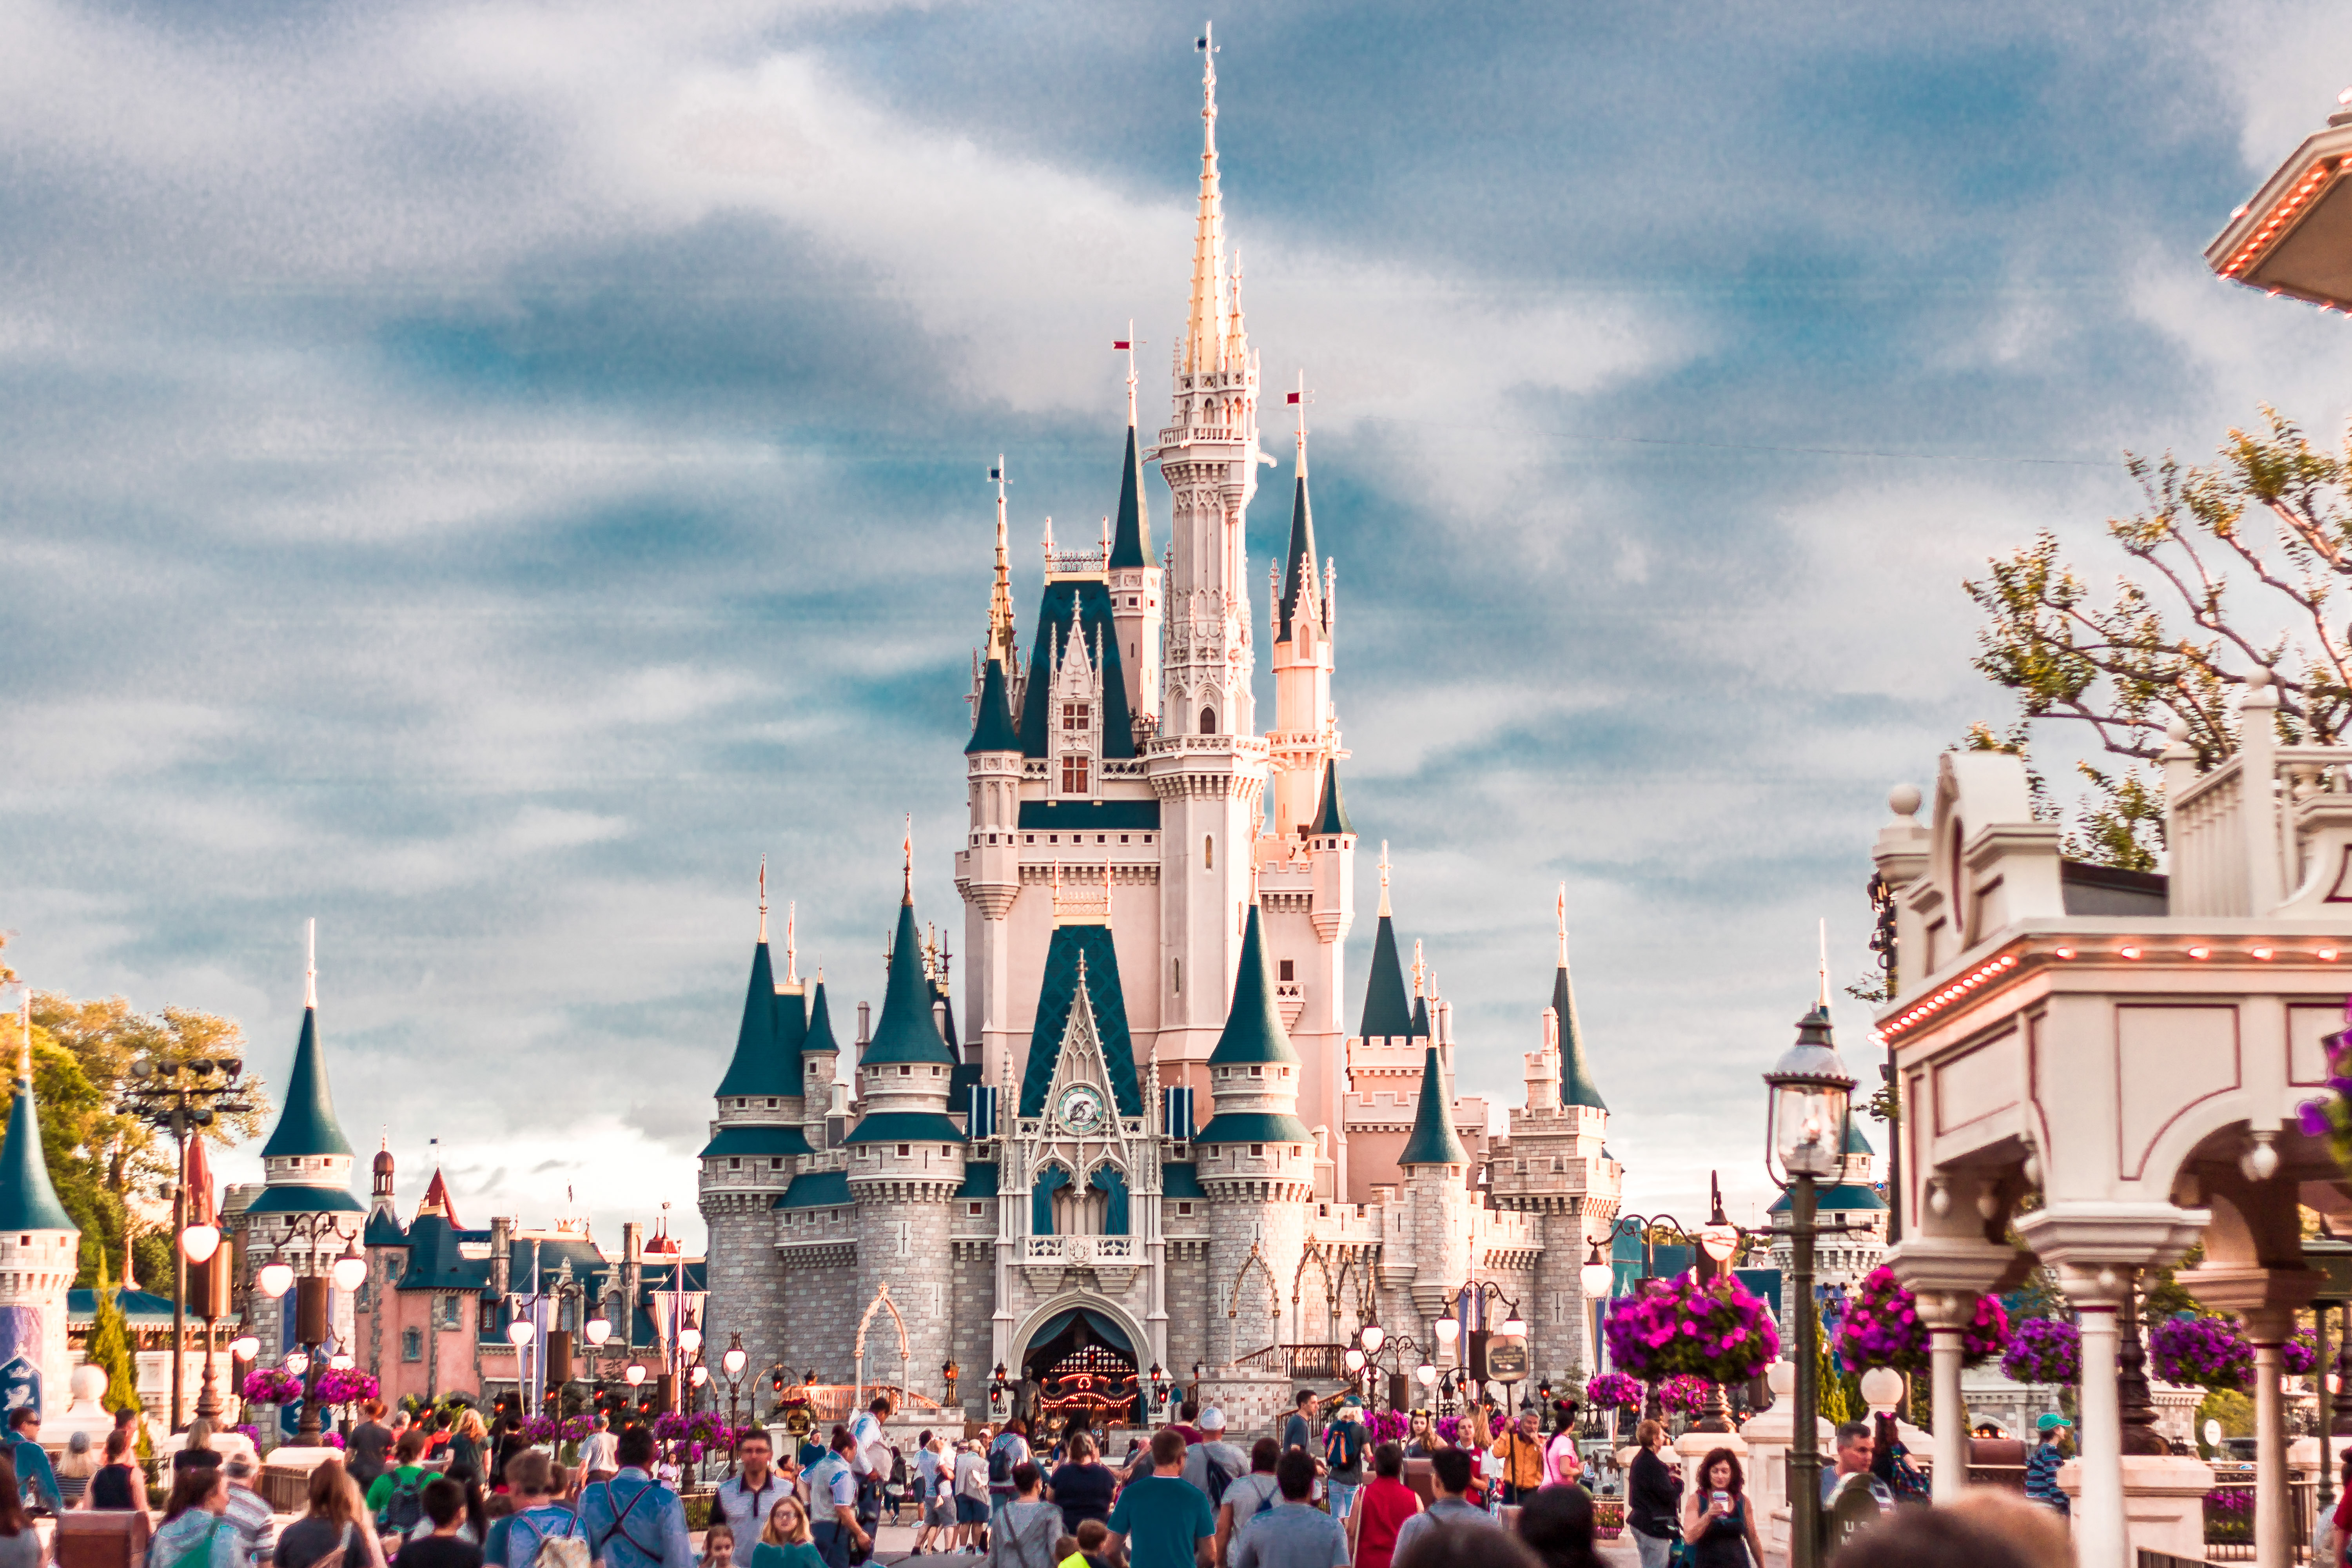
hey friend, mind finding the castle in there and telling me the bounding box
[695,37,1623,1431]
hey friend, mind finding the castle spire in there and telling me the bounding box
[1553,899,1607,1111]
[1359,848,1413,1040]
[785,900,799,986]
[987,458,1016,668]
[304,916,318,1009]
[758,856,769,945]
[1185,24,1233,378]
[902,815,914,906]
[262,923,355,1161]
[1399,1044,1469,1166]
[1277,380,1320,646]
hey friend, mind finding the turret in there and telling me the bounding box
[1551,907,1607,1112]
[1196,905,1314,1174]
[1107,363,1163,731]
[802,979,842,1149]
[1359,849,1415,1044]
[1307,760,1355,946]
[1267,393,1343,838]
[0,997,80,1417]
[701,877,811,1201]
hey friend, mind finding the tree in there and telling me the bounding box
[85,1253,140,1419]
[1965,406,2352,867]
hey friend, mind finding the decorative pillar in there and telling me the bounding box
[2245,1309,2293,1568]
[1915,1290,1976,1504]
[2076,1298,2127,1568]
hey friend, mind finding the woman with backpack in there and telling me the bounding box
[277,1459,388,1568]
[988,1464,1063,1568]
[153,1468,248,1568]
[495,1454,585,1568]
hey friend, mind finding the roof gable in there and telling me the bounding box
[1020,925,1143,1118]
[1017,579,1135,759]
[715,940,797,1098]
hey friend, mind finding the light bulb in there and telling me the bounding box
[508,1319,536,1347]
[1501,1318,1527,1338]
[678,1327,702,1356]
[179,1225,222,1265]
[691,1366,709,1387]
[1416,1364,1437,1387]
[1360,1325,1385,1356]
[256,1261,295,1299]
[1345,1348,1366,1373]
[332,1253,368,1292]
[625,1364,646,1386]
[723,1348,748,1377]
[586,1317,612,1347]
[1434,1319,1459,1345]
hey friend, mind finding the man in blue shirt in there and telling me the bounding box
[5,1408,62,1515]
[2024,1414,2071,1515]
[713,1431,786,1544]
[579,1427,692,1568]
[803,1428,869,1568]
[1109,1429,1215,1568]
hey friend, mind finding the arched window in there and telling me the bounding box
[1204,835,1214,871]
[1199,706,1216,735]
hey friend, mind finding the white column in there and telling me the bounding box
[2077,1302,2127,1568]
[1928,1321,1967,1503]
[2249,1323,2289,1568]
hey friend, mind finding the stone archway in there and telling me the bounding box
[1008,1294,1151,1443]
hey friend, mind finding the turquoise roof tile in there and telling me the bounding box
[260,1008,353,1160]
[955,1162,1000,1199]
[966,657,1021,755]
[1108,425,1151,571]
[1843,1119,1875,1155]
[1359,916,1414,1038]
[775,1170,852,1209]
[1399,1046,1470,1166]
[697,1125,815,1159]
[844,1111,965,1146]
[1208,905,1297,1067]
[1552,963,1607,1111]
[1277,472,1318,646]
[863,900,958,1067]
[1766,1182,1887,1214]
[1016,800,1160,831]
[1161,1163,1206,1199]
[1017,581,1135,760]
[715,941,798,1099]
[243,1184,367,1216]
[0,1081,75,1234]
[1019,925,1142,1118]
[1309,760,1352,837]
[804,981,841,1056]
[1194,1112,1314,1145]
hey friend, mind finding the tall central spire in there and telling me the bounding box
[1185,24,1232,378]
[987,458,1016,668]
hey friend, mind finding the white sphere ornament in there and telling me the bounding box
[256,1261,295,1299]
[1767,1360,1798,1400]
[624,1363,647,1387]
[1859,1367,1906,1414]
[586,1318,612,1347]
[507,1319,535,1347]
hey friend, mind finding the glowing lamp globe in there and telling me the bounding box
[1765,1002,1856,1184]
[1501,1318,1527,1339]
[332,1251,368,1293]
[1698,1223,1740,1264]
[678,1327,703,1356]
[507,1319,535,1347]
[723,1347,748,1377]
[1416,1364,1437,1388]
[1344,1348,1366,1373]
[1579,1243,1615,1299]
[586,1317,613,1347]
[256,1261,296,1299]
[284,1351,309,1376]
[179,1224,221,1265]
[1360,1325,1385,1357]
[230,1336,260,1362]
[624,1363,647,1387]
[691,1366,709,1387]
[1434,1319,1459,1348]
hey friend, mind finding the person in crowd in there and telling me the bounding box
[1279,1394,1316,1457]
[748,1498,824,1568]
[1680,1449,1764,1568]
[348,1404,396,1491]
[1623,1421,1681,1568]
[401,1481,485,1568]
[152,1466,247,1568]
[1820,1422,1892,1514]
[1489,1410,1544,1507]
[697,1525,734,1568]
[846,1395,893,1547]
[174,1421,223,1479]
[1540,1416,1583,1494]
[1345,1442,1419,1568]
[222,1454,279,1568]
[496,1452,584,1568]
[1403,1414,1435,1461]
[1046,1431,1114,1533]
[55,1430,96,1506]
[5,1410,62,1516]
[800,1428,867,1568]
[1106,1429,1214,1568]
[954,1437,993,1554]
[1454,1410,1492,1506]
[1180,1410,1247,1507]
[86,1428,141,1512]
[1514,1486,1599,1568]
[2021,1415,2070,1517]
[715,1432,788,1546]
[1395,1521,1542,1568]
[1167,1403,1205,1448]
[448,1414,488,1486]
[1392,1448,1497,1562]
[578,1416,618,1486]
[1230,1450,1346,1568]
[990,1417,1034,1521]
[490,1417,526,1484]
[1321,1404,1366,1521]
[367,1430,436,1533]
[578,1427,691,1568]
[1831,1488,2073,1568]
[1055,1520,1112,1568]
[1216,1439,1283,1564]
[990,1462,1065,1568]
[0,1458,40,1568]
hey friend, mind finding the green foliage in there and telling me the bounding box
[86,1254,141,1418]
[2143,1245,2206,1321]
[1963,406,2352,867]
[1815,1335,1852,1425]
[2196,1388,2252,1454]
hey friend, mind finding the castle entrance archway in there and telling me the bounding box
[1014,1303,1140,1443]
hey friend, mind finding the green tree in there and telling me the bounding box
[1964,406,2352,867]
[85,1254,140,1418]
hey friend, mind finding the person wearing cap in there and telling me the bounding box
[1180,1410,1247,1506]
[2024,1414,2071,1515]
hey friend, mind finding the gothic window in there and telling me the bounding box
[1199,706,1217,735]
[1279,960,1294,982]
[1062,702,1090,732]
[1061,754,1091,794]
[402,1328,422,1362]
[479,1301,497,1335]
[437,1296,462,1330]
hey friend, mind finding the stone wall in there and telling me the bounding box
[777,1249,858,1382]
[949,1241,995,1417]
[701,1201,791,1406]
[853,1198,953,1401]
[1165,1240,1209,1375]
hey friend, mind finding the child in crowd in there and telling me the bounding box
[699,1523,736,1568]
[1054,1520,1113,1568]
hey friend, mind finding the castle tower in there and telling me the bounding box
[699,871,813,1411]
[238,922,363,1371]
[1267,401,1342,841]
[802,978,843,1149]
[1196,904,1314,1363]
[1488,902,1621,1382]
[1107,359,1163,733]
[1146,26,1269,1088]
[0,999,80,1416]
[845,858,966,1399]
[1398,1044,1473,1325]
[964,525,1024,1067]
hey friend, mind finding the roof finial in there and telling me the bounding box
[1119,323,1140,428]
[758,855,769,945]
[987,458,1015,666]
[1817,918,1831,1012]
[1557,882,1569,969]
[1289,371,1311,477]
[902,816,914,905]
[15,989,28,1088]
[304,917,318,1011]
[1411,938,1425,998]
[1377,841,1392,919]
[1185,23,1232,378]
[785,900,799,985]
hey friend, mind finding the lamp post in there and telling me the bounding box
[252,1213,364,1446]
[1763,983,1857,1568]
[1348,1324,1420,1414]
[121,1051,253,1430]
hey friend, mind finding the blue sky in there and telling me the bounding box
[5,0,2352,1241]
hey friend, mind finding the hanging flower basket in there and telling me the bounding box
[1833,1266,2008,1374]
[240,1368,303,1405]
[2001,1318,2082,1385]
[1602,1276,1780,1385]
[1585,1372,1643,1412]
[2149,1316,2252,1392]
[1656,1375,1713,1415]
[312,1368,379,1408]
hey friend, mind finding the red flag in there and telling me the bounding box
[1286,391,1301,404]
[184,1134,217,1228]
[1112,340,1131,350]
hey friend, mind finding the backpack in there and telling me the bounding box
[380,1472,426,1535]
[988,1440,1014,1487]
[1201,1448,1245,1507]
[514,1509,586,1568]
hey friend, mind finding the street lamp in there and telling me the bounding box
[256,1259,295,1300]
[1764,984,1857,1568]
[123,1049,254,1430]
[1579,1243,1614,1301]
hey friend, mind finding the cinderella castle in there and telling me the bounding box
[695,36,1624,1432]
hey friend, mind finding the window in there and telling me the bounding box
[402,1328,423,1362]
[898,1145,911,1157]
[969,1204,984,1217]
[729,1157,742,1170]
[1279,960,1294,982]
[1249,1065,1263,1078]
[1178,1203,1193,1216]
[765,1097,777,1108]
[437,1296,462,1330]
[1062,702,1090,732]
[1061,754,1091,793]
[771,1157,784,1169]
[1250,1145,1264,1157]
[479,1302,498,1334]
[899,1064,913,1077]
[1172,958,1181,994]
[1203,835,1214,871]
[1199,706,1216,735]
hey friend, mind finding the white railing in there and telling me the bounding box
[2169,726,2352,916]
[1022,1236,1136,1263]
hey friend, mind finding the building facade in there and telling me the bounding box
[698,41,1623,1428]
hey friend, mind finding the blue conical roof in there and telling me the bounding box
[716,940,796,1098]
[1552,962,1606,1110]
[0,1075,75,1234]
[1278,473,1318,645]
[1410,993,1431,1038]
[863,898,958,1067]
[1209,905,1298,1067]
[1108,425,1151,570]
[1399,1046,1469,1167]
[1360,915,1414,1038]
[804,981,840,1056]
[1310,760,1353,837]
[965,657,1020,755]
[260,1008,353,1159]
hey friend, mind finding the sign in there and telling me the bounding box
[1485,1338,1529,1382]
[2203,1418,2222,1450]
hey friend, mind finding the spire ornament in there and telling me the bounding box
[1377,841,1393,918]
[758,856,769,945]
[1185,22,1233,378]
[304,916,318,1010]
[987,458,1016,667]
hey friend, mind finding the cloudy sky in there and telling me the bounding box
[6,0,2351,1243]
